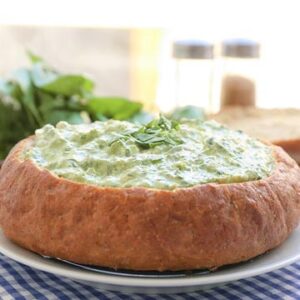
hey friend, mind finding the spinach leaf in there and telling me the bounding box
[27,50,44,64]
[0,79,22,100]
[86,97,142,120]
[129,111,154,125]
[36,91,65,119]
[44,110,85,125]
[167,105,205,121]
[31,63,94,96]
[0,90,30,159]
[13,68,42,127]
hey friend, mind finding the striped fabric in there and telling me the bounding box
[0,254,299,300]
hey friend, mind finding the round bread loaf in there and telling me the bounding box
[0,137,300,271]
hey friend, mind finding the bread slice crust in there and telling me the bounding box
[211,107,300,164]
[0,137,300,271]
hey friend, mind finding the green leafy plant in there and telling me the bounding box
[0,52,144,159]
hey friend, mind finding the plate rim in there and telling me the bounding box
[0,228,300,288]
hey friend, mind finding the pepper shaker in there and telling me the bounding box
[220,38,260,109]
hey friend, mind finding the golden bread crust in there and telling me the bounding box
[0,137,300,271]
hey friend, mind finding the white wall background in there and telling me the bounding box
[1,0,300,109]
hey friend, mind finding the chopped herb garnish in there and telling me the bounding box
[113,115,183,149]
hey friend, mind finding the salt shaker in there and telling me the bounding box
[172,40,214,112]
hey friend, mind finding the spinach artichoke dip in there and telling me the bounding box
[26,117,275,189]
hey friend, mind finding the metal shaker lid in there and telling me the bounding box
[172,40,214,59]
[222,38,260,58]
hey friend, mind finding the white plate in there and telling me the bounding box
[0,227,300,294]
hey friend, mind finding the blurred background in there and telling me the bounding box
[1,0,300,111]
[1,0,300,160]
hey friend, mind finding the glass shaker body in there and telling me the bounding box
[172,40,214,113]
[174,58,213,112]
[220,39,260,109]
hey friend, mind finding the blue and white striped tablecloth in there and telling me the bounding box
[0,254,299,299]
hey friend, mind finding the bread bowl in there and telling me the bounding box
[0,118,300,271]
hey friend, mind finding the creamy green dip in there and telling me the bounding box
[25,119,275,190]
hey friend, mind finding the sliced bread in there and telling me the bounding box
[211,107,300,163]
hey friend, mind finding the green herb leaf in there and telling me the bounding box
[86,97,142,120]
[167,105,205,121]
[36,91,65,119]
[13,68,43,126]
[44,110,85,125]
[0,88,31,159]
[31,63,94,96]
[128,111,154,124]
[27,50,44,64]
[40,74,93,96]
[0,79,22,100]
